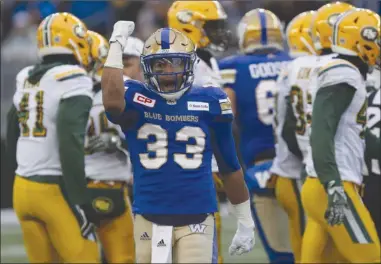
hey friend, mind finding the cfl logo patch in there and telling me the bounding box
[133,93,156,108]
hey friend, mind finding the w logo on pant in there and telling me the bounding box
[189,224,207,233]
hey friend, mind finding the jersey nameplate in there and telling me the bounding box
[187,101,209,111]
[133,93,156,108]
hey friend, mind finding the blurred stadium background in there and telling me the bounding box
[1,0,380,263]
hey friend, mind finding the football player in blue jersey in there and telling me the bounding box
[101,21,255,263]
[219,9,293,263]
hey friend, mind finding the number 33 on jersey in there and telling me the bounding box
[106,80,240,215]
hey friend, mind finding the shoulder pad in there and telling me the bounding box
[219,55,247,85]
[52,65,87,82]
[16,66,34,88]
[318,59,359,77]
[190,85,226,99]
[218,55,239,68]
[124,79,145,90]
[317,59,362,89]
[281,51,293,60]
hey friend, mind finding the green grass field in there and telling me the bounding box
[1,208,268,263]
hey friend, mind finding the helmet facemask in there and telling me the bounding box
[203,19,231,51]
[141,53,196,100]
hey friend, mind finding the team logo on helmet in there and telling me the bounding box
[176,10,193,24]
[361,27,378,42]
[92,197,113,213]
[327,13,340,27]
[73,25,86,39]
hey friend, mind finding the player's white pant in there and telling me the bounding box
[134,214,217,263]
[245,161,294,263]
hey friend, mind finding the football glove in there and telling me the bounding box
[324,180,348,226]
[229,200,255,256]
[229,222,255,256]
[74,204,99,240]
[87,133,122,154]
[109,21,135,49]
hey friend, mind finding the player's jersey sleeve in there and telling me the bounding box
[317,59,362,91]
[207,87,241,173]
[218,57,237,88]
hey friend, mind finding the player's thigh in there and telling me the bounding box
[18,219,61,263]
[134,214,153,263]
[40,186,99,263]
[301,177,327,221]
[328,182,380,263]
[173,214,216,263]
[13,177,90,263]
[300,215,329,263]
[302,218,345,264]
[98,193,135,263]
[274,176,304,262]
[252,194,291,253]
[13,177,60,263]
[13,176,29,219]
[321,237,347,263]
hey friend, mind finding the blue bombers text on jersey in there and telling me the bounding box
[219,51,291,166]
[106,80,241,215]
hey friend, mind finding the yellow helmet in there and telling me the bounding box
[286,11,316,57]
[88,30,109,83]
[37,12,91,67]
[237,9,284,54]
[311,1,354,54]
[332,9,381,68]
[167,1,230,51]
[141,28,197,101]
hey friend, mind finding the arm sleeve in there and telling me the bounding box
[209,90,241,174]
[6,105,20,174]
[210,121,241,174]
[282,96,303,159]
[57,96,92,205]
[311,83,356,186]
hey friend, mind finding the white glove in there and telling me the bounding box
[229,200,255,256]
[109,21,135,49]
[229,222,255,256]
[105,21,135,69]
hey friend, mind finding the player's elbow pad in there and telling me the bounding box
[211,122,241,174]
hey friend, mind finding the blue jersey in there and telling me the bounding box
[219,51,291,166]
[107,80,240,215]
